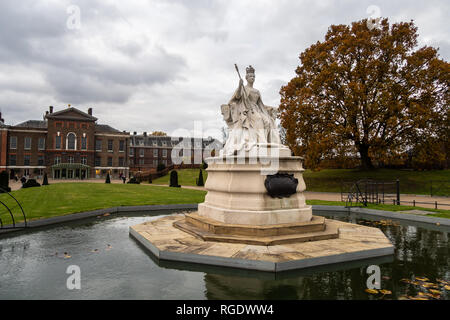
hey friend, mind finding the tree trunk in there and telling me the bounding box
[358,144,374,169]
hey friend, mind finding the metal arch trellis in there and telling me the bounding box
[0,186,27,229]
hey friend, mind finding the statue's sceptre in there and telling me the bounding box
[234,64,250,114]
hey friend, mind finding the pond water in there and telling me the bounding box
[0,210,449,300]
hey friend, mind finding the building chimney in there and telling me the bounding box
[133,132,137,135]
[49,106,53,114]
[0,112,3,123]
[143,132,147,137]
[88,108,93,116]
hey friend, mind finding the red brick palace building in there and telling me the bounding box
[0,106,130,179]
[0,106,222,180]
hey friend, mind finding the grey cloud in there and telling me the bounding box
[0,0,448,139]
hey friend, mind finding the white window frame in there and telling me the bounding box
[66,132,77,150]
[10,136,17,149]
[38,137,45,150]
[81,136,87,150]
[24,137,32,150]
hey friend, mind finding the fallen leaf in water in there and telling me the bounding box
[365,289,379,294]
[380,290,392,295]
[64,254,71,259]
[415,277,429,282]
[429,289,441,295]
[91,249,98,253]
[444,285,450,291]
[398,296,409,300]
[103,213,110,217]
[400,278,413,284]
[408,296,429,301]
[421,282,439,289]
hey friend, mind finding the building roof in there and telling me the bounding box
[95,124,123,133]
[13,120,48,129]
[45,107,98,121]
[129,134,222,149]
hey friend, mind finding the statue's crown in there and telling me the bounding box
[246,65,255,74]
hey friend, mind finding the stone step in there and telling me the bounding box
[185,213,326,237]
[173,219,339,246]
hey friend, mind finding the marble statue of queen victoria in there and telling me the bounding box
[220,65,282,156]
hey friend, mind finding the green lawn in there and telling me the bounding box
[306,200,450,219]
[0,183,206,225]
[1,181,448,226]
[151,169,208,186]
[303,169,450,196]
[151,168,449,196]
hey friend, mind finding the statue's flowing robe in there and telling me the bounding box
[222,85,273,155]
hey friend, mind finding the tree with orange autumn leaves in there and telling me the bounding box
[279,19,449,169]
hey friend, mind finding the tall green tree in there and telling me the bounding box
[280,18,449,169]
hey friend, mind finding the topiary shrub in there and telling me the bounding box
[105,173,111,184]
[148,174,152,184]
[22,179,41,189]
[0,171,11,193]
[157,163,166,172]
[42,173,49,186]
[196,169,204,187]
[169,170,181,188]
[127,177,140,184]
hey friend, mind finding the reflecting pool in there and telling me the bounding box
[0,210,449,300]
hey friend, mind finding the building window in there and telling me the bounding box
[81,156,87,165]
[107,157,113,166]
[130,148,134,156]
[108,140,113,152]
[81,137,87,150]
[163,160,167,166]
[153,149,158,157]
[24,137,32,150]
[24,155,30,166]
[139,159,144,165]
[130,158,134,166]
[119,157,124,166]
[68,156,74,164]
[153,160,158,167]
[9,155,16,166]
[162,149,167,158]
[54,156,61,165]
[67,133,76,150]
[119,140,125,152]
[95,157,101,167]
[55,135,61,149]
[95,140,102,151]
[38,155,44,166]
[38,137,45,150]
[10,136,17,149]
[139,149,144,157]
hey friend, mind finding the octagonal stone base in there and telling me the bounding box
[130,214,394,272]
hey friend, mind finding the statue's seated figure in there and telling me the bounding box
[220,65,282,156]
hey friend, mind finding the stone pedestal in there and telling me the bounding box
[172,151,340,246]
[197,154,312,225]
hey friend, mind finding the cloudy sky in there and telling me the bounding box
[0,0,448,140]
